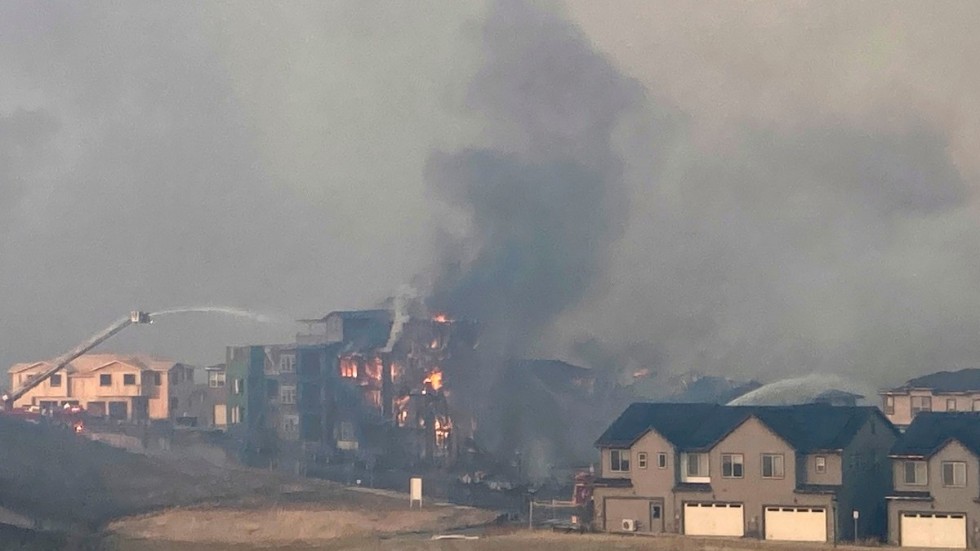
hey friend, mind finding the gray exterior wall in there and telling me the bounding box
[838,410,896,541]
[888,440,980,547]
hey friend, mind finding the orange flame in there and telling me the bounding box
[423,369,443,391]
[433,314,450,323]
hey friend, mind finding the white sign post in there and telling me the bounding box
[852,509,859,540]
[410,477,423,509]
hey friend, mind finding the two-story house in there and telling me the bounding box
[880,369,980,428]
[8,354,196,421]
[593,403,897,543]
[887,412,980,548]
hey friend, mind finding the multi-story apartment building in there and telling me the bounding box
[593,403,897,543]
[880,368,980,428]
[8,353,196,421]
[888,412,980,549]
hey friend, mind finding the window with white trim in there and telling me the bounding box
[637,452,648,469]
[815,455,827,474]
[903,460,927,485]
[610,449,631,472]
[762,454,785,479]
[722,454,744,478]
[943,461,966,488]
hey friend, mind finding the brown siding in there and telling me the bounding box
[704,417,835,539]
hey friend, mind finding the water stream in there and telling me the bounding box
[149,306,288,325]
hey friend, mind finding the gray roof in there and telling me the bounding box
[595,402,895,453]
[890,412,980,458]
[900,368,980,392]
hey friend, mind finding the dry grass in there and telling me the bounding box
[101,528,902,551]
[106,503,495,546]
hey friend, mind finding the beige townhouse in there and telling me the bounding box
[593,403,897,543]
[8,353,196,421]
[880,368,980,428]
[888,412,980,548]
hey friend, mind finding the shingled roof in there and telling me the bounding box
[890,412,980,458]
[900,368,980,392]
[595,402,893,453]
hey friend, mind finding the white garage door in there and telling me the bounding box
[765,506,827,542]
[684,502,744,537]
[901,512,966,549]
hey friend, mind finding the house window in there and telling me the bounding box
[684,453,709,478]
[637,452,648,469]
[947,398,957,411]
[884,395,895,415]
[943,461,967,488]
[280,385,296,405]
[911,396,932,415]
[973,399,980,412]
[208,371,226,388]
[233,378,243,395]
[281,414,299,433]
[657,453,668,469]
[279,354,295,373]
[338,420,356,442]
[100,374,112,387]
[815,455,827,474]
[151,372,161,386]
[340,357,358,378]
[49,374,62,388]
[722,454,744,478]
[610,449,631,472]
[123,374,136,386]
[904,460,928,485]
[230,406,242,424]
[762,454,785,479]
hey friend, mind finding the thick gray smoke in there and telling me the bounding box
[427,0,647,353]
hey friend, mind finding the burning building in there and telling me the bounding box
[227,309,479,470]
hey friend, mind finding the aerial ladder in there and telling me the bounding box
[1,311,153,411]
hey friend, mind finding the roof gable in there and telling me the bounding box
[891,412,980,458]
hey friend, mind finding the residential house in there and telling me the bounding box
[7,354,196,421]
[887,412,980,548]
[880,369,980,428]
[593,403,897,543]
[813,389,864,407]
[183,364,228,427]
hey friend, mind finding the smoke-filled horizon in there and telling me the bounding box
[2,1,979,392]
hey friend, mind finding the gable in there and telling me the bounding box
[714,415,793,453]
[88,361,141,373]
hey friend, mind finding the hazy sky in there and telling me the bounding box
[1,1,978,390]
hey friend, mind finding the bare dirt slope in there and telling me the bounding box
[0,416,492,537]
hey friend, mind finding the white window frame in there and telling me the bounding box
[815,455,827,474]
[657,453,668,469]
[942,461,967,488]
[762,453,785,479]
[610,449,631,472]
[947,398,957,411]
[911,395,932,415]
[903,460,928,486]
[280,385,296,405]
[208,371,226,388]
[637,452,648,469]
[681,453,710,482]
[722,453,744,478]
[279,354,295,373]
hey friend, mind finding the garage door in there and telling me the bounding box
[765,506,827,542]
[684,502,744,536]
[901,512,966,549]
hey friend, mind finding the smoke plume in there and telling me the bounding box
[427,0,648,354]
